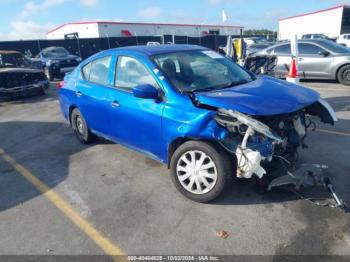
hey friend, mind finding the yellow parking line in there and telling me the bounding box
[0,148,125,260]
[317,129,350,137]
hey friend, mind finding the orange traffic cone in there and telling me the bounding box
[286,58,300,84]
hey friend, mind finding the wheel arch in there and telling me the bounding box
[167,136,236,169]
[335,63,350,82]
[68,105,78,126]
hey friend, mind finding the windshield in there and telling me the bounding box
[0,53,29,68]
[314,34,328,39]
[42,47,70,58]
[318,40,350,53]
[153,50,255,92]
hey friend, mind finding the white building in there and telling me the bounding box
[278,5,350,40]
[46,21,243,39]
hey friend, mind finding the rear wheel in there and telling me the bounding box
[337,64,350,85]
[170,141,232,203]
[70,108,95,144]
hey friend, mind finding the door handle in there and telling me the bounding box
[76,91,82,97]
[111,101,120,108]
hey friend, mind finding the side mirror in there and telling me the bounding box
[132,84,158,99]
[318,50,330,57]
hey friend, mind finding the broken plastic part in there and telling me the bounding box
[268,163,346,211]
[293,116,306,138]
[268,164,326,190]
[318,98,338,123]
[218,109,283,143]
[236,126,267,179]
[236,147,266,179]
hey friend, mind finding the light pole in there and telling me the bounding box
[74,34,82,58]
[105,32,111,49]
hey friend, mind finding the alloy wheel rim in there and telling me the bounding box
[344,70,350,81]
[176,150,217,195]
[76,116,84,135]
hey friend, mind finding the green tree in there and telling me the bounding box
[244,29,277,41]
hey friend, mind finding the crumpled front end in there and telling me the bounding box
[214,98,337,179]
[0,71,49,100]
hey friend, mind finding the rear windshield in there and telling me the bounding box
[318,40,350,53]
[42,47,70,58]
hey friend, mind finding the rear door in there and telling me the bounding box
[76,55,113,135]
[297,43,333,79]
[268,44,292,77]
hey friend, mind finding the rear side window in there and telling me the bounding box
[82,63,91,79]
[298,43,324,55]
[272,44,291,55]
[82,55,112,86]
[114,56,158,91]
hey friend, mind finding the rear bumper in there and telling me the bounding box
[49,65,77,76]
[0,81,49,100]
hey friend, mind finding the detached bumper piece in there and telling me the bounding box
[268,164,347,211]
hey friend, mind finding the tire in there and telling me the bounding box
[70,108,95,144]
[170,141,233,203]
[337,64,350,85]
[44,67,54,81]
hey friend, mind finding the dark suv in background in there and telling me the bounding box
[32,46,81,81]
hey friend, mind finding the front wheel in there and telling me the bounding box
[170,141,232,203]
[70,108,95,144]
[337,64,350,85]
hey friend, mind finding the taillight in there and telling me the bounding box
[57,81,65,89]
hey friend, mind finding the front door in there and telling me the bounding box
[297,43,333,79]
[107,55,165,160]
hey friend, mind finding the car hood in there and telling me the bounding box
[194,76,320,116]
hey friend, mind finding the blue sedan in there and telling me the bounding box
[59,45,337,202]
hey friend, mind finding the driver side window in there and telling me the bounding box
[114,56,159,91]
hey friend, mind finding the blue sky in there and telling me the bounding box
[0,0,348,40]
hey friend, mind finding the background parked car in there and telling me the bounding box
[0,50,49,100]
[31,46,81,81]
[337,34,350,47]
[301,34,334,41]
[246,43,274,56]
[255,39,350,85]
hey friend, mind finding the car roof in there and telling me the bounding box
[108,44,208,56]
[273,39,332,45]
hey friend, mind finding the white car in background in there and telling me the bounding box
[337,34,350,47]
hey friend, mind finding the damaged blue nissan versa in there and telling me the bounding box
[59,45,338,203]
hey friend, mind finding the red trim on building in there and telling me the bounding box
[121,30,132,36]
[279,4,349,21]
[47,21,243,35]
